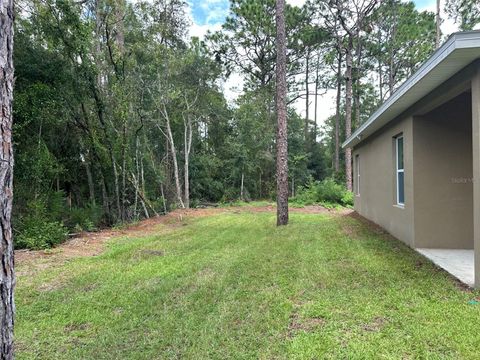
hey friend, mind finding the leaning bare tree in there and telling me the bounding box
[276,0,289,226]
[0,0,15,357]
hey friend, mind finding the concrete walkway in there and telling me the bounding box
[416,248,474,287]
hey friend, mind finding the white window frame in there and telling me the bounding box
[395,135,404,206]
[355,154,360,196]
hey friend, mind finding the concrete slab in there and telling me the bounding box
[416,248,474,287]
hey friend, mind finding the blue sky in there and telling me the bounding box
[189,0,230,26]
[189,0,437,27]
[413,0,436,8]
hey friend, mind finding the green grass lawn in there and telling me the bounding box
[15,209,480,359]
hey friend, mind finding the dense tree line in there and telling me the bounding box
[12,0,479,249]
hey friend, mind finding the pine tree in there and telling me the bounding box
[0,0,15,357]
[276,0,289,226]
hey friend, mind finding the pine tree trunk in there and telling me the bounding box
[276,0,289,226]
[388,4,397,96]
[0,0,15,356]
[304,48,310,143]
[389,57,394,95]
[377,24,383,102]
[354,38,363,129]
[435,0,441,48]
[334,51,342,174]
[314,52,320,140]
[345,38,353,191]
[378,58,383,102]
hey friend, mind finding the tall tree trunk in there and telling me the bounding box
[95,0,103,88]
[377,20,383,102]
[112,157,122,219]
[334,50,342,174]
[162,106,185,209]
[240,171,244,200]
[388,55,394,95]
[304,48,310,144]
[134,137,141,219]
[115,0,125,54]
[160,183,167,214]
[84,158,96,207]
[436,0,441,48]
[378,58,383,102]
[121,123,127,220]
[276,0,289,226]
[354,37,363,129]
[0,0,15,356]
[183,114,192,209]
[386,0,397,97]
[314,52,320,140]
[100,171,110,218]
[345,37,353,191]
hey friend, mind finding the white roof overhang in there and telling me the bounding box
[342,31,480,149]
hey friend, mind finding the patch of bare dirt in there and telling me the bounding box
[133,249,165,261]
[64,323,90,333]
[362,316,387,332]
[287,305,325,339]
[286,293,326,339]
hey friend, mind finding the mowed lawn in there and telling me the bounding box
[15,207,480,359]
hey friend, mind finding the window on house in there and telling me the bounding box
[395,135,404,205]
[355,154,360,196]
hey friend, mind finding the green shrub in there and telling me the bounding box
[341,191,354,207]
[14,196,69,250]
[15,197,68,249]
[16,219,68,250]
[65,205,103,232]
[292,178,353,207]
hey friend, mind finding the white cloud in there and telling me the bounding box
[222,73,245,105]
[286,0,306,7]
[189,22,222,39]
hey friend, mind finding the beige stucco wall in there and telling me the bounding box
[353,117,415,247]
[354,92,473,250]
[412,93,473,249]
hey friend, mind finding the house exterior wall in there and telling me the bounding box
[353,93,474,250]
[412,93,473,249]
[353,117,415,247]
